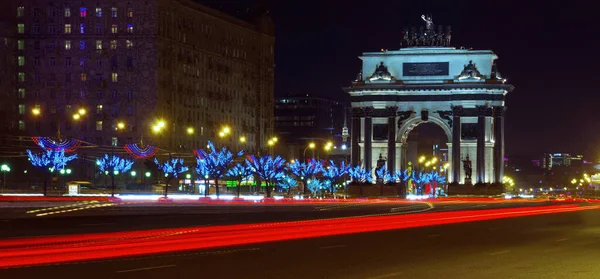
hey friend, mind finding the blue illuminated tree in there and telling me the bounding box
[393,169,410,196]
[245,155,286,198]
[194,141,244,198]
[154,156,189,198]
[322,160,351,194]
[288,159,324,196]
[27,149,77,196]
[349,166,373,196]
[96,154,134,197]
[277,175,298,195]
[411,171,432,196]
[195,157,211,197]
[226,163,253,197]
[306,178,329,196]
[376,166,393,196]
[430,171,447,197]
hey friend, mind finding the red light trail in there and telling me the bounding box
[0,204,597,269]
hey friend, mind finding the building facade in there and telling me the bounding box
[344,22,513,184]
[2,0,274,153]
[274,94,348,159]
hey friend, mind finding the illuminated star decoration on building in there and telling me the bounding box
[96,154,134,175]
[26,148,78,172]
[32,137,81,153]
[124,143,157,159]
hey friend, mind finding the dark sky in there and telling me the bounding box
[209,0,600,159]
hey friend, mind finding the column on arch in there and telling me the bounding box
[350,108,361,166]
[364,116,373,170]
[493,106,506,184]
[476,106,487,184]
[386,107,397,171]
[451,107,462,184]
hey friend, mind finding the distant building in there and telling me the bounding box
[542,153,583,169]
[0,0,274,153]
[274,94,349,159]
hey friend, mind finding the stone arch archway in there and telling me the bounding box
[397,116,452,144]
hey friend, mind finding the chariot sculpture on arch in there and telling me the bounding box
[368,61,395,81]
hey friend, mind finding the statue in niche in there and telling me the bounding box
[491,62,503,80]
[368,61,394,81]
[445,26,452,46]
[458,60,481,80]
[462,154,472,182]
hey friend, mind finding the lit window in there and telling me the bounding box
[18,121,25,131]
[65,40,71,50]
[17,7,24,17]
[17,24,24,34]
[111,24,118,33]
[80,23,85,34]
[111,7,117,17]
[18,72,25,82]
[95,40,102,50]
[96,121,103,131]
[126,24,133,33]
[17,56,24,66]
[18,40,24,50]
[127,8,133,18]
[64,7,71,17]
[18,89,25,99]
[49,24,56,34]
[95,7,102,17]
[80,57,85,66]
[64,24,71,33]
[80,40,86,50]
[126,40,133,49]
[110,40,117,50]
[112,137,118,146]
[80,73,87,81]
[80,7,86,17]
[96,105,103,114]
[18,104,25,115]
[111,73,118,82]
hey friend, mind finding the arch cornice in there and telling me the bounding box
[398,116,453,144]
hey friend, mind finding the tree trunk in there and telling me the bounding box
[204,180,209,197]
[266,181,271,198]
[303,178,308,195]
[164,177,171,198]
[111,174,116,197]
[237,181,241,197]
[215,177,220,198]
[43,172,49,196]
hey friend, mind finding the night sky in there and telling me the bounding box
[208,0,600,159]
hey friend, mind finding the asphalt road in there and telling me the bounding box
[0,201,555,238]
[2,207,600,279]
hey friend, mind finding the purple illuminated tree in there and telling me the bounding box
[226,163,253,197]
[194,141,244,198]
[288,159,324,196]
[245,155,286,198]
[154,156,189,198]
[96,154,134,197]
[27,148,77,196]
[322,160,351,195]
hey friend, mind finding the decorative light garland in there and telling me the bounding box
[124,144,157,159]
[32,137,81,153]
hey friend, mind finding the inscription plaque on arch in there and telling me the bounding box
[402,62,449,76]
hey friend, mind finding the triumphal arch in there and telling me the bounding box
[344,16,514,185]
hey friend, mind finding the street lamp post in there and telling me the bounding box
[1,164,10,192]
[303,142,316,160]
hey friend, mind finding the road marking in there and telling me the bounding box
[489,250,510,256]
[116,264,176,273]
[367,271,403,279]
[427,234,441,237]
[81,222,116,226]
[556,238,569,242]
[319,244,346,249]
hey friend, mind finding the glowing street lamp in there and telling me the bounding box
[116,122,125,130]
[145,171,151,178]
[186,127,195,135]
[78,108,86,116]
[1,164,10,190]
[309,142,316,149]
[72,113,80,120]
[31,108,41,116]
[418,156,426,164]
[239,136,246,143]
[131,171,137,177]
